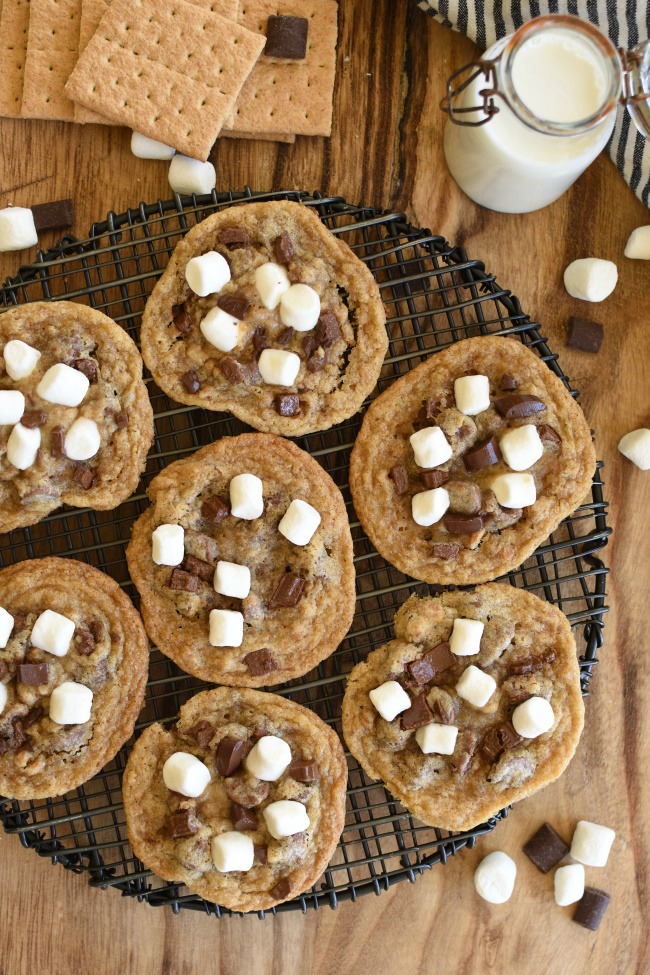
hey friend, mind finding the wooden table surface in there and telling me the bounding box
[0,2,648,973]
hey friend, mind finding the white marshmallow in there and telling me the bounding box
[7,423,40,470]
[258,348,301,386]
[245,735,292,781]
[254,262,290,310]
[618,429,650,470]
[499,424,544,472]
[450,617,484,656]
[456,665,496,708]
[554,864,585,906]
[0,390,24,425]
[278,499,321,546]
[162,751,211,797]
[279,284,320,331]
[30,609,75,657]
[474,851,517,904]
[151,523,185,566]
[185,251,231,297]
[570,820,616,867]
[49,681,93,725]
[3,339,41,380]
[409,426,453,468]
[209,608,244,647]
[64,417,100,461]
[230,472,264,519]
[131,131,176,160]
[168,154,216,195]
[491,473,536,508]
[200,306,242,352]
[416,723,458,755]
[212,832,254,873]
[0,683,7,714]
[0,606,14,649]
[214,560,251,599]
[624,226,650,260]
[454,374,490,416]
[368,680,411,722]
[36,363,89,407]
[0,207,38,252]
[563,258,618,302]
[411,487,450,526]
[512,696,555,738]
[262,800,310,840]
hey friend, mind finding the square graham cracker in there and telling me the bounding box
[226,0,338,137]
[21,0,81,121]
[65,0,263,156]
[0,0,31,118]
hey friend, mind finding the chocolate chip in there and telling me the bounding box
[89,620,103,643]
[10,613,26,637]
[188,720,215,748]
[218,293,250,319]
[181,369,200,394]
[0,661,8,680]
[31,198,75,232]
[169,568,199,592]
[567,316,604,354]
[400,693,433,730]
[201,495,230,525]
[432,543,459,560]
[21,706,43,730]
[74,629,96,656]
[272,231,295,265]
[275,393,301,417]
[499,374,518,391]
[265,15,308,59]
[289,759,319,782]
[422,470,449,488]
[389,465,409,495]
[523,822,570,874]
[254,844,268,864]
[182,553,215,580]
[494,393,547,419]
[252,326,268,359]
[172,303,192,334]
[72,467,94,490]
[167,810,198,839]
[449,728,477,774]
[463,435,502,472]
[301,333,317,357]
[537,424,562,448]
[71,358,98,384]
[307,351,325,373]
[220,356,247,385]
[112,410,129,429]
[216,737,247,777]
[573,888,611,931]
[21,410,47,429]
[218,227,250,249]
[244,648,277,676]
[315,313,341,349]
[407,642,454,684]
[50,425,65,458]
[480,720,522,763]
[269,572,305,608]
[17,662,49,685]
[269,877,292,901]
[11,718,27,748]
[443,513,484,534]
[278,326,295,346]
[510,649,556,676]
[433,697,456,725]
[231,802,258,830]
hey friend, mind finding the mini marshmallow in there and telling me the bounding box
[409,426,453,468]
[30,609,75,657]
[618,429,650,470]
[0,683,7,715]
[0,207,38,252]
[456,665,496,708]
[415,722,458,755]
[162,751,211,797]
[279,284,320,331]
[0,607,14,649]
[554,864,585,906]
[411,487,450,527]
[168,154,216,195]
[245,735,292,781]
[64,417,100,461]
[454,374,490,416]
[131,131,176,160]
[499,424,544,472]
[151,524,185,565]
[214,560,251,599]
[212,831,254,873]
[262,800,310,840]
[254,262,290,310]
[369,680,411,722]
[185,251,231,297]
[36,362,89,407]
[624,226,650,260]
[3,339,41,380]
[258,348,301,387]
[474,851,517,904]
[450,617,484,656]
[49,681,93,724]
[278,499,321,546]
[570,820,616,867]
[209,608,244,647]
[491,473,536,508]
[7,423,40,470]
[0,391,25,425]
[563,258,618,302]
[200,306,242,352]
[230,472,264,519]
[512,696,555,738]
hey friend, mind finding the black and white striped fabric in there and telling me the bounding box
[414,0,650,208]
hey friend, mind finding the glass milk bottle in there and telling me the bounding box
[442,15,650,213]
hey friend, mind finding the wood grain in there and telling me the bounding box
[0,1,649,973]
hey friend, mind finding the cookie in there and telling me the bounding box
[0,557,149,800]
[139,201,388,436]
[349,336,596,584]
[123,686,348,911]
[341,584,584,831]
[0,300,153,534]
[125,433,355,686]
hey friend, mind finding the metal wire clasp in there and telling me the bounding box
[440,58,502,126]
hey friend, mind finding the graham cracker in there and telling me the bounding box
[65,0,264,157]
[226,0,338,137]
[0,0,31,118]
[21,0,81,121]
[220,129,295,142]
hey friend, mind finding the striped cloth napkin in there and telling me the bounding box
[414,0,650,208]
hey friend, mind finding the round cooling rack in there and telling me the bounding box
[0,189,610,918]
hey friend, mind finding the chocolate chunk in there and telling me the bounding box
[269,572,305,608]
[182,554,215,580]
[167,810,198,839]
[71,358,98,384]
[244,648,277,676]
[181,369,200,394]
[0,661,8,680]
[422,469,449,488]
[480,720,522,763]
[463,435,502,472]
[567,316,604,354]
[220,356,247,385]
[289,760,319,782]
[269,877,292,901]
[74,629,96,656]
[450,728,477,774]
[278,326,295,346]
[50,425,65,458]
[407,641,454,684]
[217,293,250,319]
[401,693,433,730]
[17,662,49,685]
[494,393,547,419]
[189,720,215,748]
[307,351,325,373]
[254,844,268,864]
[273,232,294,264]
[510,649,555,676]
[499,374,518,391]
[573,888,611,931]
[10,613,26,637]
[169,568,199,592]
[21,410,47,429]
[537,424,562,448]
[89,620,103,643]
[433,697,456,725]
[252,325,268,356]
[72,467,94,490]
[389,465,409,495]
[216,737,247,777]
[275,393,301,417]
[201,496,230,526]
[218,227,250,249]
[21,705,43,730]
[224,768,268,807]
[112,410,129,429]
[443,513,484,534]
[172,303,192,334]
[265,15,308,59]
[432,543,459,560]
[315,313,341,349]
[523,822,570,874]
[301,333,317,357]
[11,718,27,748]
[231,802,258,831]
[31,198,75,232]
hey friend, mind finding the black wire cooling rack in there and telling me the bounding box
[0,188,610,917]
